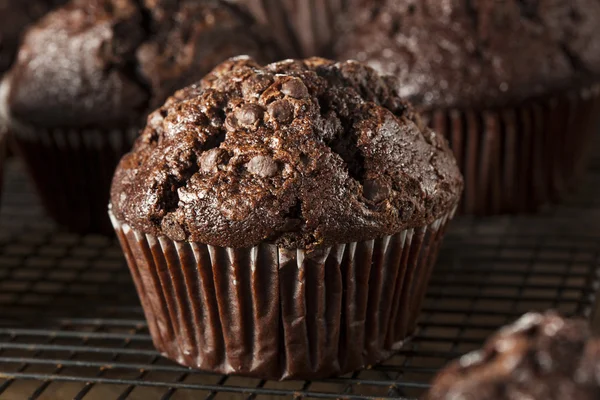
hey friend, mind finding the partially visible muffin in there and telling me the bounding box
[336,0,600,110]
[0,0,67,75]
[424,312,600,400]
[225,0,346,58]
[110,57,462,379]
[7,0,275,129]
[336,0,600,214]
[0,0,67,202]
[1,0,276,234]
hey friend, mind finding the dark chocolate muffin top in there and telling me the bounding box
[0,0,66,74]
[4,0,274,129]
[424,312,600,400]
[335,0,600,110]
[110,57,462,249]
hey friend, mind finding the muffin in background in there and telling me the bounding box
[109,57,463,380]
[225,0,349,58]
[0,0,67,76]
[424,311,600,400]
[337,0,600,214]
[0,0,67,204]
[0,0,275,234]
[0,128,7,205]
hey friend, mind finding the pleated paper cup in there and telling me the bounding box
[227,0,343,58]
[424,84,600,215]
[0,76,139,235]
[11,126,138,234]
[278,0,340,57]
[0,130,7,206]
[0,80,10,207]
[110,207,456,380]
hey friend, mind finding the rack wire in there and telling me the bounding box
[0,156,599,400]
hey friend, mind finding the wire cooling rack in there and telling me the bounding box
[0,156,599,400]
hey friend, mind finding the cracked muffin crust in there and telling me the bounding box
[330,0,600,216]
[0,0,276,235]
[4,0,274,129]
[335,0,600,110]
[110,57,463,249]
[424,312,600,400]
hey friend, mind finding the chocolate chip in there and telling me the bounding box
[245,155,278,177]
[281,78,309,99]
[363,180,391,203]
[224,115,238,131]
[267,100,293,124]
[235,104,264,127]
[199,148,223,173]
[242,75,272,98]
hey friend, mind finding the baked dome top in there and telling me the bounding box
[0,0,67,74]
[110,57,462,249]
[334,0,600,109]
[5,0,273,129]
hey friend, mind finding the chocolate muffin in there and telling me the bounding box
[336,0,600,214]
[109,57,463,380]
[0,0,67,75]
[0,0,67,203]
[0,0,275,234]
[424,312,600,399]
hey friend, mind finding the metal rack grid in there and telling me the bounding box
[0,156,599,400]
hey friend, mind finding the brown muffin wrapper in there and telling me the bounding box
[11,126,137,234]
[110,209,455,380]
[0,130,6,206]
[425,84,600,215]
[243,0,341,58]
[0,81,11,206]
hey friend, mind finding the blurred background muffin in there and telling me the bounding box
[0,0,276,234]
[4,0,598,226]
[336,0,600,214]
[0,0,67,206]
[224,0,344,59]
[0,0,67,76]
[424,311,600,399]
